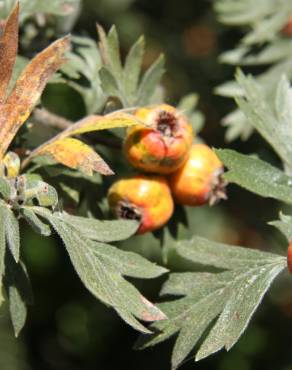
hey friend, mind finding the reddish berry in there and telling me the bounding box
[282,18,292,37]
[287,241,292,274]
[169,144,226,206]
[107,174,174,234]
[124,104,193,174]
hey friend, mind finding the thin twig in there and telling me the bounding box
[32,108,72,130]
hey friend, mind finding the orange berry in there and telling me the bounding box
[287,241,292,274]
[169,144,226,206]
[124,104,194,174]
[282,17,292,37]
[107,174,174,234]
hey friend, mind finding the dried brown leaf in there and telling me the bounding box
[0,2,19,104]
[0,35,71,159]
[37,137,113,176]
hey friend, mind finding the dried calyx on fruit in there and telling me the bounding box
[124,104,193,174]
[169,143,227,206]
[107,174,174,234]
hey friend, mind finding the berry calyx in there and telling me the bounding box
[107,174,174,234]
[169,143,227,206]
[124,104,194,174]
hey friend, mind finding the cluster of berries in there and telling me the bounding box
[107,104,226,234]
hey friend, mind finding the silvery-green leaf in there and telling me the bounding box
[21,207,51,236]
[137,236,286,367]
[62,213,139,242]
[123,36,145,102]
[5,253,33,337]
[0,206,6,283]
[1,205,19,262]
[89,242,168,278]
[0,178,11,201]
[269,212,292,242]
[63,36,106,114]
[42,213,167,333]
[137,55,165,106]
[216,148,292,204]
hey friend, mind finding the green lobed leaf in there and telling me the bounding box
[137,236,286,367]
[105,26,123,81]
[269,212,292,242]
[214,0,292,143]
[61,213,139,242]
[216,148,292,204]
[137,54,165,106]
[36,211,167,333]
[89,242,168,279]
[63,36,106,114]
[21,207,51,236]
[97,25,165,108]
[123,36,145,102]
[1,205,20,262]
[233,71,292,166]
[0,206,6,286]
[0,177,12,200]
[4,253,33,337]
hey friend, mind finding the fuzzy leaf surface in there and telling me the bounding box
[62,213,139,242]
[36,210,167,333]
[98,25,165,107]
[137,236,286,368]
[269,213,292,242]
[5,253,33,337]
[216,149,292,204]
[1,205,20,262]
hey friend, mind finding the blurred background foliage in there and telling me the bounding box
[2,0,292,369]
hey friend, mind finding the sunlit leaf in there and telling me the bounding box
[30,207,167,332]
[65,112,141,136]
[62,213,139,242]
[5,253,33,337]
[37,138,113,176]
[216,148,292,204]
[137,236,286,367]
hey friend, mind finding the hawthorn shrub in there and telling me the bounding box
[1,1,292,369]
